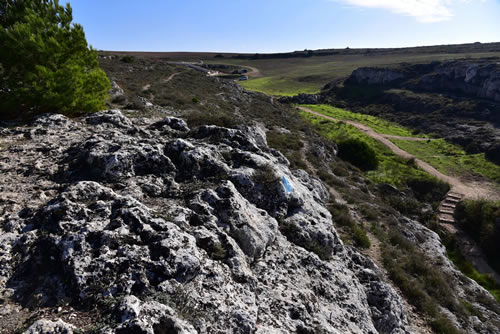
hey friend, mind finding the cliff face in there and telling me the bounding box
[347,60,500,103]
[327,59,500,164]
[347,68,407,86]
[0,111,409,333]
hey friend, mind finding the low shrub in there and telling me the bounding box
[407,176,450,203]
[455,200,500,273]
[444,234,500,302]
[360,204,379,221]
[337,138,379,171]
[285,151,308,171]
[430,317,464,334]
[252,165,279,185]
[352,226,371,248]
[120,55,136,63]
[186,111,236,128]
[327,202,370,248]
[266,131,304,151]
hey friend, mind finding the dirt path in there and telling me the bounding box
[299,106,499,200]
[163,72,179,83]
[241,65,262,78]
[382,134,432,141]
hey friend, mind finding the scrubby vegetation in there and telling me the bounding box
[444,234,500,302]
[455,200,500,274]
[337,138,379,171]
[0,0,110,118]
[381,228,467,334]
[327,202,370,249]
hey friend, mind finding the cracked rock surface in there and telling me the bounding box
[0,110,410,333]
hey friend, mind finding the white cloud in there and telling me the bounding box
[336,0,460,23]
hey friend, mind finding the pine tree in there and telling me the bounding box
[0,0,110,118]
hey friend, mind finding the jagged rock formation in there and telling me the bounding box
[322,59,500,164]
[347,60,500,103]
[278,93,325,105]
[0,111,411,333]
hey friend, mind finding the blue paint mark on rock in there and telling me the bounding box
[281,176,294,194]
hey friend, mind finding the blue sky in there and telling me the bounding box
[64,0,500,53]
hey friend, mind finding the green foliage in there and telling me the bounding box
[454,200,500,274]
[382,229,464,331]
[444,235,500,302]
[304,104,425,138]
[266,131,304,151]
[192,96,200,104]
[337,138,379,171]
[430,317,464,334]
[406,176,450,203]
[120,55,135,63]
[392,138,500,183]
[327,202,370,249]
[0,0,110,118]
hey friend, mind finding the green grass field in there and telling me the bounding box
[239,77,319,96]
[392,138,500,183]
[301,105,500,186]
[302,104,428,137]
[205,51,500,96]
[300,111,432,187]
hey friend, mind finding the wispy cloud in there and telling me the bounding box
[335,0,461,23]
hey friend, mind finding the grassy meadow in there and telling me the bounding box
[300,110,432,187]
[302,104,429,137]
[204,51,500,96]
[392,138,500,183]
[300,105,500,186]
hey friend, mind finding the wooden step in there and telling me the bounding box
[441,203,456,209]
[444,198,460,204]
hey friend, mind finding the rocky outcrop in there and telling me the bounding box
[25,319,76,334]
[347,68,407,85]
[346,60,500,103]
[279,93,325,105]
[0,111,411,333]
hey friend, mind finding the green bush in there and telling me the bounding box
[337,138,379,171]
[454,200,500,273]
[444,235,500,302]
[407,176,450,203]
[120,55,135,63]
[0,0,110,118]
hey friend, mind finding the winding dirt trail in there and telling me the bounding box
[163,72,179,83]
[382,134,432,141]
[299,106,499,200]
[241,65,262,78]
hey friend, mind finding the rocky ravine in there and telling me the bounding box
[347,60,500,103]
[0,110,412,333]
